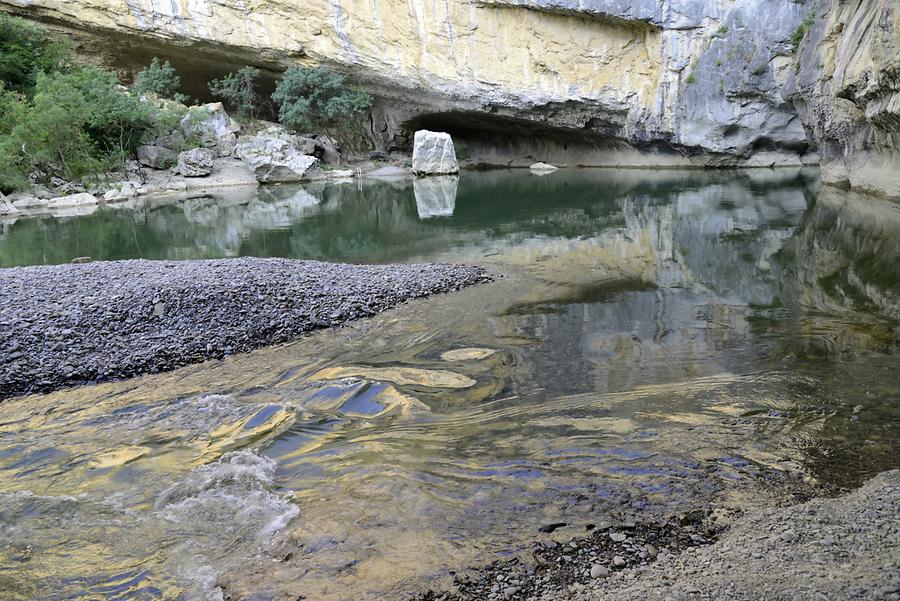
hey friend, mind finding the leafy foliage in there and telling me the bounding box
[208,67,264,119]
[272,67,373,134]
[0,14,69,95]
[1,68,176,190]
[133,57,187,103]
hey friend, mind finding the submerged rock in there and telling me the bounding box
[311,365,477,389]
[440,348,497,361]
[177,148,215,177]
[412,130,459,175]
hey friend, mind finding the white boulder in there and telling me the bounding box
[235,132,321,183]
[102,182,138,202]
[0,192,19,215]
[412,130,459,175]
[530,162,559,174]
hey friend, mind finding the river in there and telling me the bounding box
[0,168,897,600]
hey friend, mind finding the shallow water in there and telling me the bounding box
[0,169,898,600]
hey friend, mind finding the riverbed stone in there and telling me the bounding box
[412,130,459,175]
[177,148,215,177]
[0,258,489,399]
[47,193,99,209]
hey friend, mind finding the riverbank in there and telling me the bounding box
[0,257,489,399]
[415,470,900,601]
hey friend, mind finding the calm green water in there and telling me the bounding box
[0,168,898,600]
[0,168,835,267]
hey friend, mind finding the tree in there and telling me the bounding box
[1,68,176,188]
[272,67,373,135]
[132,58,187,103]
[208,66,264,119]
[0,14,69,94]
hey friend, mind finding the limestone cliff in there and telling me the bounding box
[784,0,900,198]
[0,0,811,165]
[0,0,896,193]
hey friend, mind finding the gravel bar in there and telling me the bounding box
[416,471,900,601]
[0,257,490,399]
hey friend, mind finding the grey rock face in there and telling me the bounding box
[137,145,178,170]
[179,102,241,158]
[0,192,18,216]
[783,0,900,198]
[153,130,186,151]
[412,130,459,175]
[177,148,215,177]
[4,0,895,178]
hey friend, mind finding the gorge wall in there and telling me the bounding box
[0,0,897,195]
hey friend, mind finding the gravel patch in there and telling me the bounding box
[416,471,900,601]
[0,257,490,399]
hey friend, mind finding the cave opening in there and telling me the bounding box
[402,111,685,168]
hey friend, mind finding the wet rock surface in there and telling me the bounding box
[415,471,900,601]
[0,257,489,399]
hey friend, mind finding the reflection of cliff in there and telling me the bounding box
[766,188,900,359]
[496,170,815,394]
[777,188,900,321]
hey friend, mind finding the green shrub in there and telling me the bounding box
[272,67,373,134]
[0,14,69,94]
[792,12,815,51]
[685,72,697,85]
[717,25,729,36]
[133,58,187,103]
[752,63,768,76]
[208,66,263,119]
[0,86,30,192]
[1,68,176,188]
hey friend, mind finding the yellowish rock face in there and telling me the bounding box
[3,0,659,110]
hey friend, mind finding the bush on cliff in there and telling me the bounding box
[0,14,70,95]
[272,67,373,138]
[209,66,265,120]
[133,57,188,103]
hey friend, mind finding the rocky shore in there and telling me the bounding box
[416,470,900,601]
[0,257,489,399]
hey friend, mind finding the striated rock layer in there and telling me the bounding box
[784,0,900,198]
[0,0,896,194]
